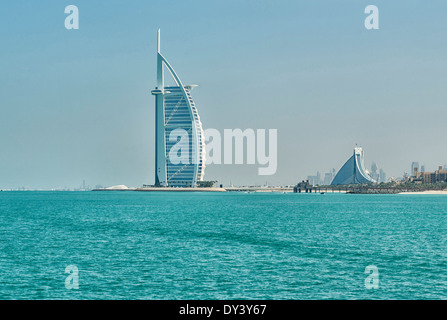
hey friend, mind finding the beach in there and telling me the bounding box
[399,190,447,195]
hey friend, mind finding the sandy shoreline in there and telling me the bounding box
[399,190,447,195]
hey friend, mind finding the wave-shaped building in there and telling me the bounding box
[151,30,206,187]
[331,147,376,185]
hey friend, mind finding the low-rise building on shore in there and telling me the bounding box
[411,166,447,184]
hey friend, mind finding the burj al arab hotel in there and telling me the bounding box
[151,30,206,187]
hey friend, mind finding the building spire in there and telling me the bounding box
[156,29,163,89]
[157,28,161,53]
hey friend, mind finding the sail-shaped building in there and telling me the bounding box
[331,147,376,185]
[151,30,206,187]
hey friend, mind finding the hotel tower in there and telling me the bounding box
[151,30,206,187]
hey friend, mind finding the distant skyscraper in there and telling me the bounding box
[370,162,378,182]
[323,173,332,185]
[379,169,386,183]
[421,165,425,173]
[331,147,376,185]
[151,30,206,187]
[411,162,419,177]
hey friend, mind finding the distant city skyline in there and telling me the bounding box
[1,1,447,189]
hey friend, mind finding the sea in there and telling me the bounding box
[0,191,446,300]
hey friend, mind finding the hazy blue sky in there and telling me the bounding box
[1,0,447,189]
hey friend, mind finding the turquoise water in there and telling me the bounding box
[1,191,447,300]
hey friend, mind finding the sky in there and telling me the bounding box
[1,0,447,189]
